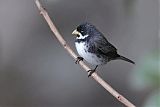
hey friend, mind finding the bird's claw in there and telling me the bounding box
[75,57,83,64]
[87,70,96,77]
[87,65,98,77]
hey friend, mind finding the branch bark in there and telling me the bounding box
[34,0,136,107]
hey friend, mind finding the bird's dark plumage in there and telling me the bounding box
[73,22,135,65]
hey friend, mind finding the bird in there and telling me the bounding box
[72,22,135,77]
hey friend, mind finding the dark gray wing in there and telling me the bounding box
[88,34,117,56]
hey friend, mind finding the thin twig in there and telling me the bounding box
[34,0,136,107]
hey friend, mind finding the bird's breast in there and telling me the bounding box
[75,42,108,65]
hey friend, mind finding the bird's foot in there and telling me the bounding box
[87,65,98,77]
[75,57,83,64]
[88,70,96,77]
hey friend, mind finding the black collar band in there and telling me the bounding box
[75,38,86,43]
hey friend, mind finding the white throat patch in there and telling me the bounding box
[77,34,89,39]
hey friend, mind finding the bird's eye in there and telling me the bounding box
[77,34,80,37]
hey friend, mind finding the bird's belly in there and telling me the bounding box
[75,42,107,65]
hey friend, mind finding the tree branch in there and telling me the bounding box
[34,0,136,107]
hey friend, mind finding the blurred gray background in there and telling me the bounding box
[0,0,159,107]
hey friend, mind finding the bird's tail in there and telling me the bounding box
[116,55,135,64]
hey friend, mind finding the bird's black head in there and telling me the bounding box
[72,22,100,39]
[77,22,92,36]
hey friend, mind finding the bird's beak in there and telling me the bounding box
[72,29,80,36]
